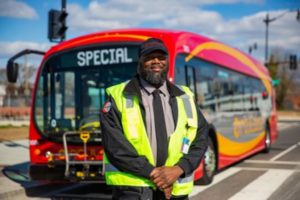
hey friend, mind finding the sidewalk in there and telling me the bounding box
[0,140,29,165]
[0,140,31,200]
[277,111,300,123]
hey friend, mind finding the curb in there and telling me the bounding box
[278,120,300,123]
[277,117,300,123]
[0,189,26,200]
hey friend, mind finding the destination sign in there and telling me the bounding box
[77,47,133,67]
[57,44,139,68]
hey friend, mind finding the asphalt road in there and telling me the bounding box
[1,121,299,200]
[190,122,300,200]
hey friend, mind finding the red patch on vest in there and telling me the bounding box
[102,101,112,113]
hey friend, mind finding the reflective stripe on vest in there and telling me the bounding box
[104,82,198,196]
[177,173,194,184]
[105,162,194,183]
[126,95,134,108]
[182,94,193,118]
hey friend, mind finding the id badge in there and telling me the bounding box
[181,137,190,154]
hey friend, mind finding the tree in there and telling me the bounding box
[268,50,297,110]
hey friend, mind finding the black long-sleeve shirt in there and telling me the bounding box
[100,76,208,179]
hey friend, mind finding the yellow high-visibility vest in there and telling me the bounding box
[104,81,198,196]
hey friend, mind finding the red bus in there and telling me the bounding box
[7,28,277,185]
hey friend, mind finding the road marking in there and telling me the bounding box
[233,167,300,172]
[228,169,293,200]
[244,160,300,165]
[270,142,300,161]
[278,122,300,131]
[190,167,241,197]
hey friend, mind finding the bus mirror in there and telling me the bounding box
[6,61,19,83]
[5,49,45,83]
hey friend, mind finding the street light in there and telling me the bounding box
[263,9,300,65]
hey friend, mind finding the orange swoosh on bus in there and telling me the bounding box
[185,42,272,95]
[216,131,265,156]
[62,34,150,49]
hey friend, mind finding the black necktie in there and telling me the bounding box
[152,89,168,166]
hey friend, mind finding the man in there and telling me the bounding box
[100,38,208,200]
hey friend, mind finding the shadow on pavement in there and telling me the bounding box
[1,162,112,199]
[1,139,29,149]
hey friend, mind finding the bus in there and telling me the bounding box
[7,28,277,185]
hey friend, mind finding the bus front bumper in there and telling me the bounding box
[29,164,105,183]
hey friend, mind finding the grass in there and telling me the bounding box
[0,124,28,129]
[0,126,29,141]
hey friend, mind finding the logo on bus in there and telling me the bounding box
[233,117,264,138]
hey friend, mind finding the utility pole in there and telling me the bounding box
[61,0,67,42]
[263,9,300,66]
[263,13,272,64]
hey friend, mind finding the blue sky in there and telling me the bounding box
[0,0,299,68]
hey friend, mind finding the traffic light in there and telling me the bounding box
[48,9,68,42]
[289,54,297,70]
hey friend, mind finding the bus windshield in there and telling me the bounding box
[34,43,139,138]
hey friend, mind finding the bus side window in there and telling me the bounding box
[185,65,196,91]
[193,60,217,111]
[174,54,186,86]
[185,65,198,103]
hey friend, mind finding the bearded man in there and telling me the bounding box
[100,38,208,200]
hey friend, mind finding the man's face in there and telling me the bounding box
[138,50,169,87]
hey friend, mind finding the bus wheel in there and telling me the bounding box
[262,126,271,153]
[195,138,216,185]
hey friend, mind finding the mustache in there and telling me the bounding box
[150,63,164,67]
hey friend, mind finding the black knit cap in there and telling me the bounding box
[139,38,168,57]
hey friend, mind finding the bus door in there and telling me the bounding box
[41,68,75,133]
[75,71,104,131]
[213,68,242,157]
[229,73,265,157]
[239,77,266,148]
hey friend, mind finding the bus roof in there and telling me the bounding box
[47,28,270,83]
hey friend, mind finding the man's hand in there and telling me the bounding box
[163,185,173,199]
[150,166,184,190]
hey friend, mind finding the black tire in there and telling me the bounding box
[194,137,216,185]
[262,126,271,153]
